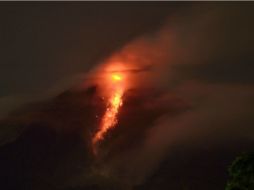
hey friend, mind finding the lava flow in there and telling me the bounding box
[92,73,125,151]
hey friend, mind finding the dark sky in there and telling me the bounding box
[0,2,188,117]
[0,2,254,190]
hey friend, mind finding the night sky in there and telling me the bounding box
[0,2,254,190]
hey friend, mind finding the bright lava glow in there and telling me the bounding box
[92,73,125,151]
[112,74,122,81]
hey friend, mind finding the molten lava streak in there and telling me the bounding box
[92,73,124,150]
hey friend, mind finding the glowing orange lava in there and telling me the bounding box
[92,73,124,149]
[112,74,122,81]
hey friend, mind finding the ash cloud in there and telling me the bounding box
[82,3,254,188]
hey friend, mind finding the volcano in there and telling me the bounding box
[0,84,183,189]
[1,84,253,190]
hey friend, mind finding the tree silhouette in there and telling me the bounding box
[226,152,254,190]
